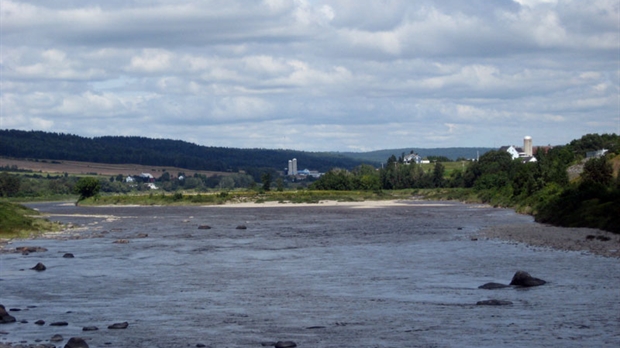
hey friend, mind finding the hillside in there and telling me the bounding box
[0,129,375,173]
[339,147,494,163]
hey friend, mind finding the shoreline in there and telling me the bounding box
[7,199,620,259]
[478,223,620,258]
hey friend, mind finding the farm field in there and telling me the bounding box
[0,157,228,178]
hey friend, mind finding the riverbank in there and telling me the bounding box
[478,223,620,258]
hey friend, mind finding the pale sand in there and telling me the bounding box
[210,199,453,209]
[479,223,620,258]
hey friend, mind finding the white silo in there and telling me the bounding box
[288,160,293,176]
[292,158,297,175]
[524,136,533,157]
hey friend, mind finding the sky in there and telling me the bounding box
[1,0,619,152]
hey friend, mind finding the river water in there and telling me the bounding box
[1,201,619,348]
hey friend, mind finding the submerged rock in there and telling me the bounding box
[63,253,75,258]
[197,225,211,230]
[31,262,47,271]
[479,282,510,290]
[275,341,297,348]
[82,326,98,331]
[236,225,247,230]
[51,333,64,342]
[477,299,513,306]
[509,271,546,287]
[108,321,128,329]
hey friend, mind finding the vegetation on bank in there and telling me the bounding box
[0,202,63,239]
[77,189,405,206]
[2,133,619,234]
[309,133,620,234]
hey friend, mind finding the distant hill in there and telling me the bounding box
[338,147,494,164]
[0,129,376,173]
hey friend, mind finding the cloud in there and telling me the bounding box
[2,0,618,151]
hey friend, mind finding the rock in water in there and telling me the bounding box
[0,305,17,324]
[275,341,297,348]
[82,326,99,331]
[51,334,64,342]
[64,337,89,348]
[236,225,247,229]
[31,262,47,271]
[476,299,513,306]
[108,321,129,329]
[478,282,510,290]
[509,271,546,287]
[197,225,211,230]
[63,253,75,258]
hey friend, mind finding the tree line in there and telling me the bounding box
[0,129,373,173]
[310,133,620,233]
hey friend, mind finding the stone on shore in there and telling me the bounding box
[509,271,546,287]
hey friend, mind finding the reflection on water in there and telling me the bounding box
[1,201,618,348]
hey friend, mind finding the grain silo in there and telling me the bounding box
[523,136,533,157]
[292,158,298,175]
[288,160,293,176]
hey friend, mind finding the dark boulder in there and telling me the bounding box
[509,271,546,287]
[64,337,89,348]
[275,341,297,348]
[50,321,69,326]
[82,326,99,331]
[108,321,128,329]
[113,239,130,244]
[0,305,16,324]
[35,319,45,325]
[476,299,513,306]
[198,225,211,230]
[236,225,247,230]
[478,282,510,290]
[63,253,75,258]
[31,262,47,271]
[51,334,64,342]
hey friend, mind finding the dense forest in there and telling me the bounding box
[311,133,620,233]
[0,129,375,173]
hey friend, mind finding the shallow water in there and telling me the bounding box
[1,201,619,347]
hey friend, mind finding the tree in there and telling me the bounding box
[0,172,21,197]
[431,162,445,188]
[261,173,272,191]
[74,177,101,204]
[581,157,613,186]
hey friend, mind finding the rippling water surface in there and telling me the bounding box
[1,201,619,347]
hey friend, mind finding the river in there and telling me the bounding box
[1,201,618,347]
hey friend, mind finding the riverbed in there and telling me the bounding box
[1,201,619,347]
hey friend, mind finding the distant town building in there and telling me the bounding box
[500,136,537,163]
[586,149,608,158]
[287,158,298,176]
[404,153,422,164]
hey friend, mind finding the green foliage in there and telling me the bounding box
[0,202,61,238]
[568,133,620,157]
[261,173,272,191]
[0,172,21,197]
[74,177,101,202]
[582,157,613,186]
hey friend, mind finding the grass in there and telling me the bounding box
[0,202,64,240]
[77,189,417,206]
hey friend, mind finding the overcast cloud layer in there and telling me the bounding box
[1,0,619,151]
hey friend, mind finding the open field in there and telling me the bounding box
[0,157,230,178]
